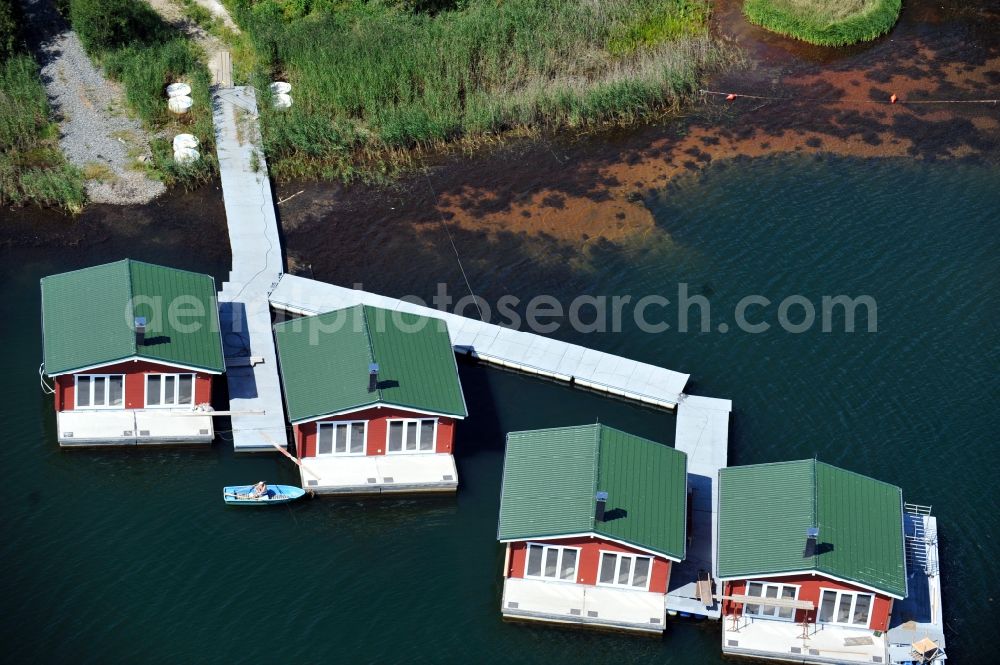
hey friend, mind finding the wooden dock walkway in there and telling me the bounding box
[268,274,691,409]
[212,84,288,452]
[665,395,732,619]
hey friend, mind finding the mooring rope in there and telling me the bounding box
[38,364,55,395]
[421,164,486,322]
[700,89,999,105]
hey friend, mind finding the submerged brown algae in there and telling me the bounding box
[275,0,997,280]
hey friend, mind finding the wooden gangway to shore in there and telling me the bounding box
[212,84,289,452]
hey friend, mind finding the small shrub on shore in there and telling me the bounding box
[743,0,901,47]
[227,0,736,181]
[69,0,171,53]
[0,1,85,212]
[104,38,202,127]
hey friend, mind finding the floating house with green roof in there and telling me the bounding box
[273,304,467,495]
[496,423,687,634]
[40,259,224,446]
[717,459,910,664]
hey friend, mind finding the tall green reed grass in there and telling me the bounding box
[226,0,737,181]
[0,0,85,212]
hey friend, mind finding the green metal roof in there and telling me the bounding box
[41,260,224,375]
[498,424,687,560]
[718,459,907,598]
[273,305,467,423]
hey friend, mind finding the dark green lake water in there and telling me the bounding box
[2,154,996,663]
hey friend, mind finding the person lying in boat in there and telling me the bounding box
[249,481,268,498]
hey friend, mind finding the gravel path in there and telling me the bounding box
[18,0,166,205]
[146,0,231,54]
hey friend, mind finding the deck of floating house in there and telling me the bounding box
[212,85,289,452]
[56,410,215,446]
[722,617,889,664]
[502,578,668,634]
[887,512,946,663]
[302,454,459,495]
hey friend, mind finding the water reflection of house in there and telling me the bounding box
[497,424,687,633]
[718,459,933,664]
[41,260,224,446]
[273,305,467,494]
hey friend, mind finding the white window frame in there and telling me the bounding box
[144,373,196,408]
[596,551,654,591]
[385,418,438,454]
[74,374,125,410]
[742,580,801,621]
[817,588,874,628]
[316,421,368,457]
[523,542,580,583]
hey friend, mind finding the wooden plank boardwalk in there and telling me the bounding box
[665,395,732,619]
[212,84,288,452]
[268,274,691,408]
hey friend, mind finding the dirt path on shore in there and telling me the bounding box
[18,0,166,204]
[144,0,232,56]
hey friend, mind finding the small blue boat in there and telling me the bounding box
[223,484,306,506]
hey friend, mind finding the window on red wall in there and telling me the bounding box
[818,589,874,628]
[386,418,436,453]
[597,551,652,591]
[525,543,578,582]
[145,374,195,407]
[317,421,366,455]
[743,581,799,621]
[75,375,124,409]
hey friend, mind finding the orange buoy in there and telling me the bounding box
[890,94,898,104]
[726,93,737,102]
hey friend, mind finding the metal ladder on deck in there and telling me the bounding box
[904,503,938,576]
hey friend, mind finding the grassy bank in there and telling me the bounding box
[743,0,901,46]
[0,0,85,212]
[225,0,736,181]
[65,0,216,186]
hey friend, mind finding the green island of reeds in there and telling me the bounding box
[224,0,739,181]
[1,0,85,212]
[65,0,217,187]
[743,0,901,47]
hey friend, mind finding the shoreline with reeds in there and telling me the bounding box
[3,0,746,211]
[230,0,743,184]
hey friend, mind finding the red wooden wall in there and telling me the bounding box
[722,575,894,631]
[294,405,457,457]
[505,536,672,594]
[54,360,213,412]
